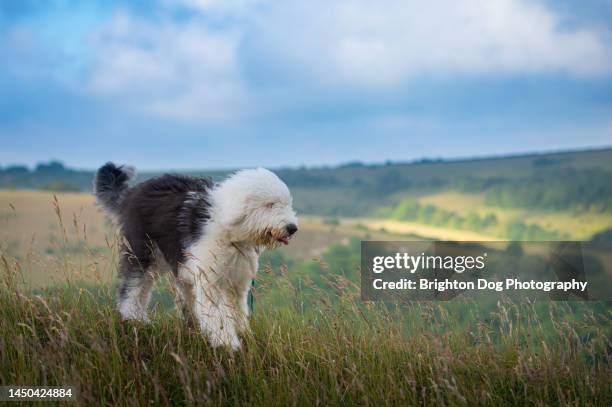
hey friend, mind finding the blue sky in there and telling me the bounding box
[1,0,611,170]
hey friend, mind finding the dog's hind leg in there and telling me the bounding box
[174,278,196,328]
[117,250,156,323]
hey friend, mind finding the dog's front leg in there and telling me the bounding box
[234,284,251,334]
[193,285,242,351]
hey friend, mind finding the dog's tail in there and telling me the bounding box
[94,162,135,215]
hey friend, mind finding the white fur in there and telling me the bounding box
[177,168,297,350]
[119,275,155,323]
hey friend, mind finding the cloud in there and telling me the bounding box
[86,11,246,121]
[252,0,612,85]
[75,0,612,120]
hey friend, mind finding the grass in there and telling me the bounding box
[1,258,610,405]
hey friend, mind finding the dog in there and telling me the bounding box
[94,163,298,350]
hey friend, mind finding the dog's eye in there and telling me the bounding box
[265,202,275,209]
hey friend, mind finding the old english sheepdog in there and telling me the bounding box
[94,163,298,350]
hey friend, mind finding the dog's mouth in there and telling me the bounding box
[265,229,293,246]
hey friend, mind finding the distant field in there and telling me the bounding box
[0,190,411,287]
[351,217,499,241]
[418,191,612,240]
[2,187,611,288]
[0,190,116,287]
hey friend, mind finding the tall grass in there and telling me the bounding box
[1,260,610,405]
[0,197,610,405]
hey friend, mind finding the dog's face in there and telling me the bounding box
[246,185,298,248]
[216,168,298,248]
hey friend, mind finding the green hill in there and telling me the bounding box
[2,148,612,238]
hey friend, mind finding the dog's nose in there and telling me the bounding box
[285,223,298,236]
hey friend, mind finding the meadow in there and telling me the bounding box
[0,189,610,405]
[2,271,610,405]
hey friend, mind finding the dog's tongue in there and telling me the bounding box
[278,236,289,245]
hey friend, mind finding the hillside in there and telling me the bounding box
[2,147,612,239]
[1,221,610,405]
[1,156,611,405]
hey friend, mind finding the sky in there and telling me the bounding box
[1,0,612,170]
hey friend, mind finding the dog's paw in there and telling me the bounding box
[208,333,242,351]
[229,336,242,351]
[120,313,151,325]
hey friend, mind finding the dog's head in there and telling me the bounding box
[213,168,298,249]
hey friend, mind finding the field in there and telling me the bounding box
[1,189,611,405]
[0,189,556,287]
[0,190,412,287]
[2,274,610,405]
[417,191,612,240]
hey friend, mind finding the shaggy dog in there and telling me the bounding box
[94,163,298,350]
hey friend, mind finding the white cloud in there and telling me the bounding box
[254,0,612,85]
[87,11,246,121]
[83,0,612,121]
